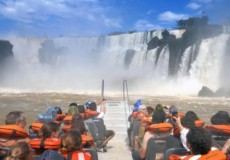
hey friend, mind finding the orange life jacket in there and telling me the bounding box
[141,117,152,124]
[206,125,230,134]
[62,125,72,132]
[145,123,173,133]
[169,149,226,160]
[84,109,100,118]
[29,138,61,150]
[0,125,29,138]
[56,114,66,121]
[29,122,44,132]
[63,115,72,124]
[63,150,91,160]
[81,135,94,146]
[131,112,146,119]
[195,120,205,127]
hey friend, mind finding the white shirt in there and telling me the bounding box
[180,127,190,151]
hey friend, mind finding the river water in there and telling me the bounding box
[0,93,229,129]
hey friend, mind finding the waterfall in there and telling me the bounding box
[0,30,229,95]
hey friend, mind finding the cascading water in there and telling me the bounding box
[0,30,229,96]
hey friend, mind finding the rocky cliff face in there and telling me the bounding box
[0,40,14,64]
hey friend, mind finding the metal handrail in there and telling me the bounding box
[123,80,131,129]
[123,80,130,113]
[101,79,104,98]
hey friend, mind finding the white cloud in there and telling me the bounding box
[133,20,161,31]
[0,0,122,36]
[187,2,201,9]
[158,11,188,22]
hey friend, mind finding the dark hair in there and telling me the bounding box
[151,109,166,124]
[185,111,199,121]
[155,104,163,111]
[5,142,31,160]
[61,130,82,152]
[71,113,86,134]
[76,105,85,113]
[69,103,78,107]
[181,116,195,129]
[187,127,212,155]
[210,111,230,125]
[38,122,59,139]
[5,111,24,125]
[54,107,62,114]
[89,102,97,111]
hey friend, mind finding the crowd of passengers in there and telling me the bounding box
[128,103,230,160]
[1,99,230,160]
[0,97,115,160]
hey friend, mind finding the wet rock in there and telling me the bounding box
[198,86,215,97]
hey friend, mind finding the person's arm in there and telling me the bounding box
[139,131,153,159]
[222,138,230,154]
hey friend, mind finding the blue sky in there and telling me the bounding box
[0,0,229,37]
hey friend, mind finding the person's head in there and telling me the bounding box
[71,113,86,134]
[5,141,32,160]
[38,122,60,138]
[5,111,26,128]
[54,107,62,115]
[61,130,82,153]
[181,116,195,129]
[67,106,79,115]
[155,104,163,111]
[69,103,78,107]
[186,127,212,155]
[138,105,147,114]
[185,111,199,120]
[147,106,154,116]
[152,109,166,124]
[87,102,97,111]
[210,111,230,125]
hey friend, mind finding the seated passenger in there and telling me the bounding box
[60,130,92,160]
[170,127,226,160]
[86,98,115,152]
[174,111,199,151]
[211,111,230,125]
[71,113,87,135]
[38,122,60,138]
[132,109,171,159]
[0,111,30,147]
[29,122,60,153]
[4,141,33,160]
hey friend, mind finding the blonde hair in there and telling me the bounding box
[5,142,31,160]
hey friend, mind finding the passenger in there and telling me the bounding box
[4,141,32,160]
[184,111,199,121]
[211,111,230,125]
[60,130,92,160]
[0,111,30,147]
[87,98,115,152]
[5,111,27,128]
[68,103,79,115]
[38,122,60,138]
[170,127,226,160]
[146,106,154,117]
[71,113,87,135]
[173,113,196,151]
[132,109,170,159]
